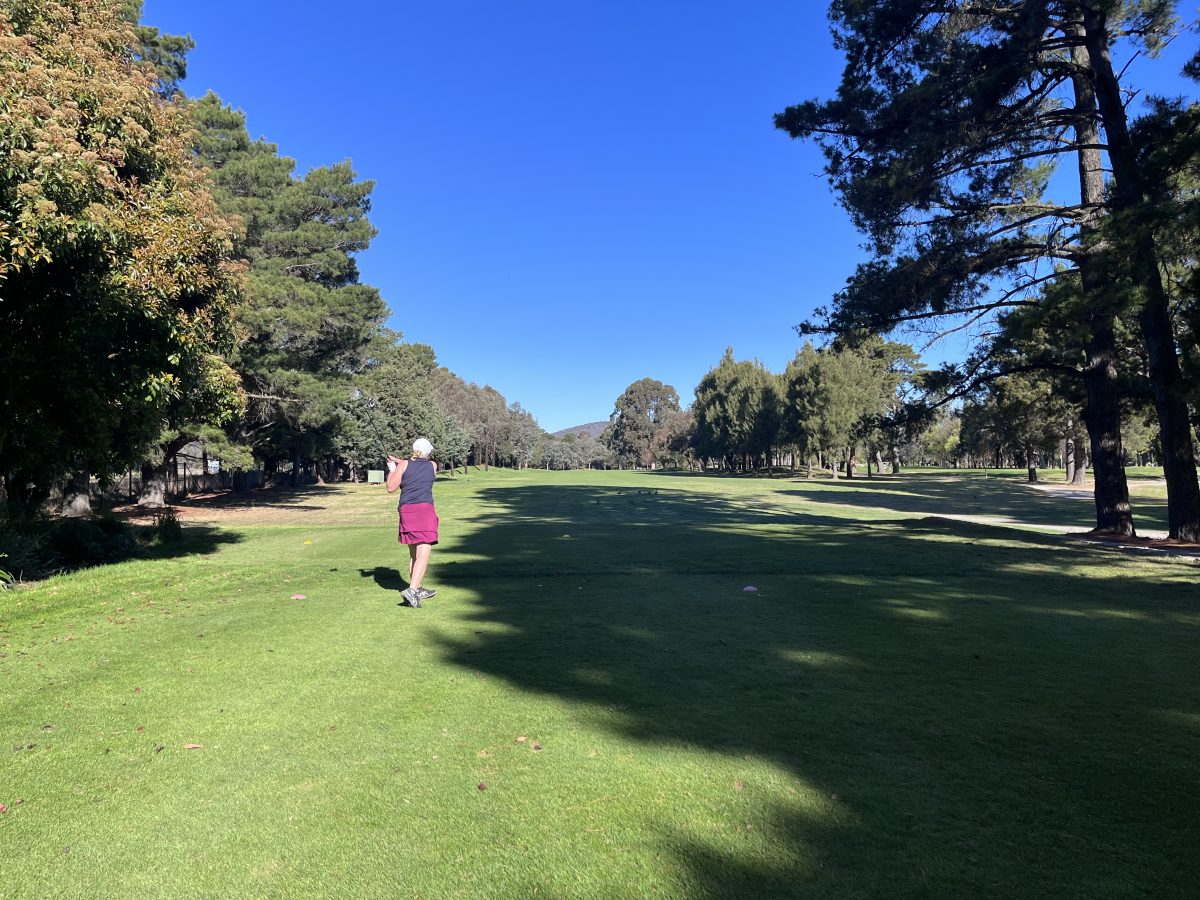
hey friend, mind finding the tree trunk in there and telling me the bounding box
[844,446,855,480]
[1083,5,1200,541]
[1026,445,1038,483]
[1066,23,1136,536]
[1072,444,1089,486]
[60,469,92,518]
[139,462,167,508]
[1065,436,1076,484]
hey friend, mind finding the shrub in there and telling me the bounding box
[0,520,53,581]
[154,507,183,543]
[0,511,151,579]
[47,516,143,568]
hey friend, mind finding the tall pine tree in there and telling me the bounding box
[775,1,1196,535]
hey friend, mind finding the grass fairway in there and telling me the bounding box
[2,469,1197,898]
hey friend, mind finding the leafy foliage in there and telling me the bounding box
[0,0,242,512]
[603,378,682,467]
[692,351,780,469]
[189,93,389,469]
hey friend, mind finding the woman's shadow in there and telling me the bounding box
[358,566,413,604]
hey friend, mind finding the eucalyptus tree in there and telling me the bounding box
[775,0,1196,535]
[438,417,474,476]
[336,338,446,478]
[505,402,543,469]
[653,409,697,469]
[603,378,682,468]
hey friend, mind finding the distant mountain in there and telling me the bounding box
[551,421,608,440]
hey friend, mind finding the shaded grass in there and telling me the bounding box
[1,469,1197,897]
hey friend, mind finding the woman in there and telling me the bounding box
[385,437,439,608]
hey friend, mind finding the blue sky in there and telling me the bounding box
[144,1,1198,432]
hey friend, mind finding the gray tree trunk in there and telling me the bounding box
[1072,444,1089,486]
[61,470,92,517]
[1067,21,1136,535]
[139,462,167,508]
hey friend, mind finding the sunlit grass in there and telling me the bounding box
[1,468,1195,897]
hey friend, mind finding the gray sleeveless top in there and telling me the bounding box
[398,458,435,507]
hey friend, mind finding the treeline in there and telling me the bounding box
[775,1,1200,541]
[0,0,551,519]
[597,340,919,477]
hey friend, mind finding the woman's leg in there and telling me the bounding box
[409,543,432,590]
[407,544,417,582]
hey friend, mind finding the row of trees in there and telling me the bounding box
[777,0,1200,540]
[692,340,920,476]
[596,340,919,478]
[0,1,553,516]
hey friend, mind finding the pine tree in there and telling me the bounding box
[189,94,390,478]
[774,1,1192,534]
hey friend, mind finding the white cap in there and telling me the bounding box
[412,437,434,455]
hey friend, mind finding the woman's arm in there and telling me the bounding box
[385,456,407,493]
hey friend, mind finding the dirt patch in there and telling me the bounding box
[109,484,377,527]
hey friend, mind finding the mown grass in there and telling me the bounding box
[1,468,1196,898]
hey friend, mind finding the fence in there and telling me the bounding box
[103,469,262,502]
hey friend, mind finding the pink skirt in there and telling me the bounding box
[398,502,439,545]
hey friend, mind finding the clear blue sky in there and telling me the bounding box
[144,1,1197,433]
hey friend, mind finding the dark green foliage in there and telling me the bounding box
[0,520,50,582]
[776,1,1099,337]
[0,512,144,578]
[603,378,682,468]
[119,1,195,96]
[692,350,781,469]
[154,507,183,543]
[189,93,390,470]
[776,0,1200,535]
[336,338,449,471]
[47,515,143,568]
[0,2,242,514]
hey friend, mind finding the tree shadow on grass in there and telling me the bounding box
[172,484,333,512]
[769,471,1170,533]
[143,526,244,561]
[435,481,1199,897]
[1,517,245,584]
